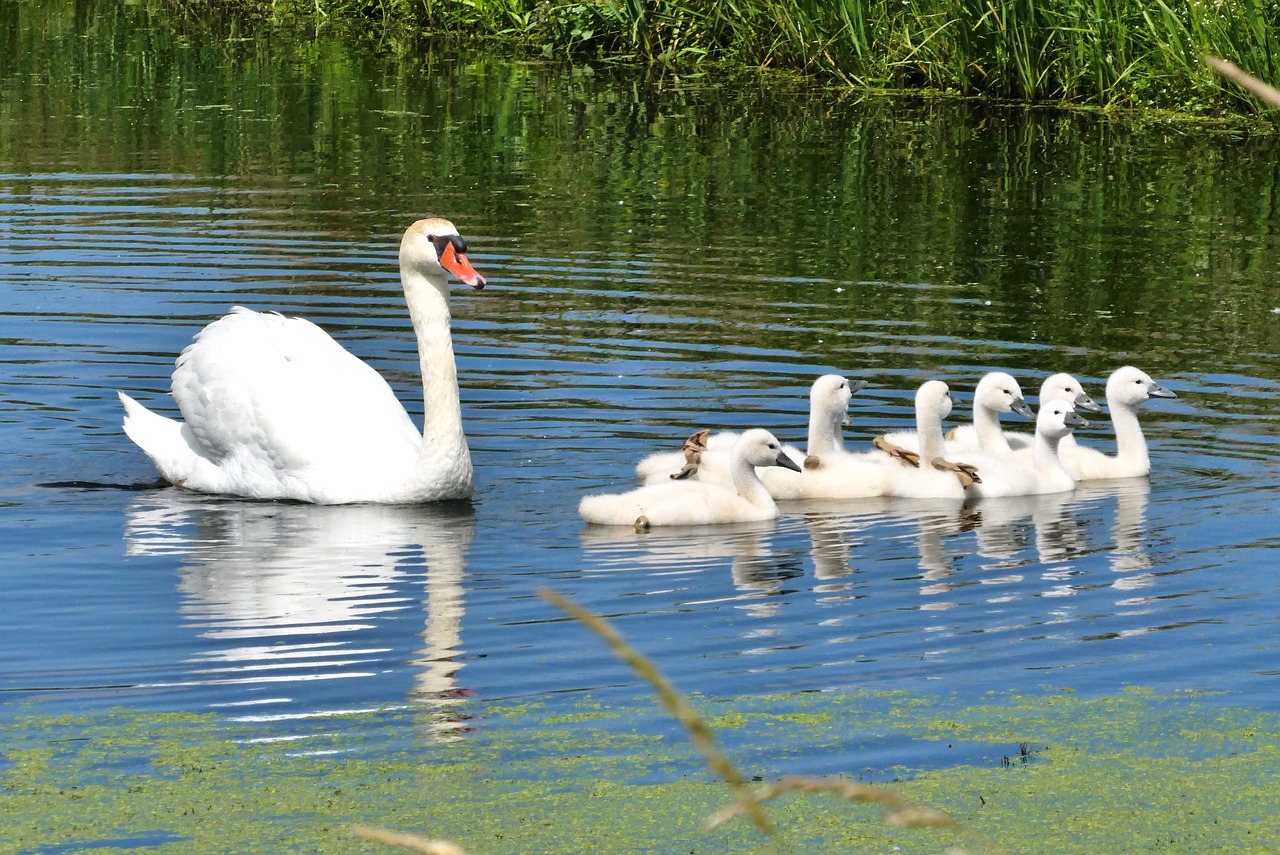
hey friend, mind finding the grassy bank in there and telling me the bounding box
[167,0,1280,113]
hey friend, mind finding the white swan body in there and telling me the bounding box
[118,218,486,504]
[580,429,803,526]
[634,428,740,486]
[878,381,970,500]
[1003,372,1101,451]
[896,371,1034,455]
[967,398,1088,497]
[1056,366,1176,480]
[635,374,865,487]
[757,448,894,500]
[752,376,894,500]
[878,382,1087,499]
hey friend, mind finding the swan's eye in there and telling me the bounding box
[429,234,468,257]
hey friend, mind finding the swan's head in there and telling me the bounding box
[1037,397,1088,440]
[1040,372,1101,413]
[402,218,487,289]
[1107,366,1177,407]
[737,429,803,472]
[975,371,1033,419]
[810,374,867,424]
[916,380,952,420]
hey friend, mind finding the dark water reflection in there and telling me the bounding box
[1,0,1278,770]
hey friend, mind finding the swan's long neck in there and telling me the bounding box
[916,400,946,462]
[402,263,472,495]
[808,405,845,456]
[973,403,1011,453]
[730,456,779,514]
[1031,431,1070,480]
[1108,401,1150,468]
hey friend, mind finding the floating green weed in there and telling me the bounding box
[5,690,1278,852]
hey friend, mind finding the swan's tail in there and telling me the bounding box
[118,392,195,486]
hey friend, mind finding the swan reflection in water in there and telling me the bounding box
[578,481,1163,677]
[579,520,802,619]
[124,491,475,737]
[579,479,1154,613]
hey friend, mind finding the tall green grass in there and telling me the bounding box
[256,0,1279,111]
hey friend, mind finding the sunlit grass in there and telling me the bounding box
[229,0,1280,111]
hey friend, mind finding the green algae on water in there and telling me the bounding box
[2,688,1278,853]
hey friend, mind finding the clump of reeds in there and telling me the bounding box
[247,0,1279,112]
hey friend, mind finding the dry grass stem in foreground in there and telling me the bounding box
[705,774,957,831]
[538,588,777,837]
[352,825,469,855]
[1204,57,1280,109]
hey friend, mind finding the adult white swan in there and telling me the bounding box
[118,217,486,504]
[580,429,802,527]
[1056,365,1177,480]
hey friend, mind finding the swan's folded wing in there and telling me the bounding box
[172,308,420,474]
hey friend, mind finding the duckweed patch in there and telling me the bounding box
[2,688,1277,853]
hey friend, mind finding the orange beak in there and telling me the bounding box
[439,241,486,290]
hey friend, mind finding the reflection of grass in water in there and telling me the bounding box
[2,685,1278,852]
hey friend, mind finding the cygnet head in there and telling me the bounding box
[916,380,953,420]
[810,374,867,424]
[1040,372,1101,413]
[401,217,486,289]
[737,429,804,472]
[1106,366,1177,407]
[975,371,1033,418]
[1037,397,1088,440]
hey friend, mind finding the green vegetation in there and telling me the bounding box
[3,687,1279,853]
[8,0,1279,372]
[163,0,1280,113]
[2,595,1275,855]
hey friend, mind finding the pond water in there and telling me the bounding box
[2,0,1279,849]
